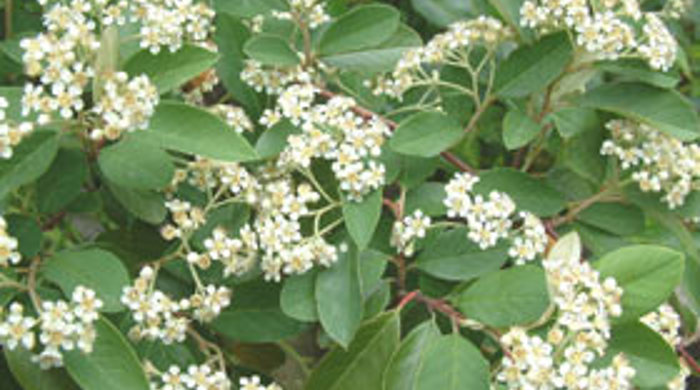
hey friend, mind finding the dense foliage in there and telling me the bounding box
[0,0,699,389]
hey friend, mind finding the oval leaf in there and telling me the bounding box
[99,134,174,190]
[64,318,150,390]
[0,131,59,200]
[390,111,463,157]
[244,35,300,66]
[453,265,550,327]
[503,109,540,150]
[414,334,490,390]
[320,4,400,56]
[307,311,400,390]
[475,168,566,217]
[383,320,441,390]
[144,101,257,162]
[5,348,79,390]
[280,271,318,322]
[42,248,131,312]
[594,245,685,322]
[343,190,382,250]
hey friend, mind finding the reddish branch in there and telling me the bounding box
[679,345,700,374]
[319,89,476,174]
[41,211,66,232]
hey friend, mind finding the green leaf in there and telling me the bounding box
[244,34,300,66]
[416,228,509,281]
[343,190,382,250]
[42,248,131,312]
[64,318,150,390]
[411,0,473,27]
[106,182,167,224]
[5,214,42,258]
[560,122,606,184]
[577,203,645,236]
[597,59,680,89]
[255,120,299,159]
[212,280,307,342]
[607,322,680,388]
[414,334,490,390]
[494,32,573,98]
[489,0,528,39]
[319,4,400,56]
[0,131,59,200]
[316,243,364,347]
[321,25,422,73]
[280,271,318,322]
[475,168,566,216]
[404,182,447,217]
[502,109,540,150]
[5,348,79,390]
[550,107,599,138]
[37,148,88,213]
[306,311,400,390]
[144,101,257,162]
[390,111,463,157]
[453,265,550,327]
[123,44,219,94]
[214,0,287,17]
[594,245,685,322]
[383,320,441,390]
[576,82,700,141]
[98,134,174,191]
[214,13,262,115]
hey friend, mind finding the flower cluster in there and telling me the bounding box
[148,364,230,390]
[641,304,690,390]
[601,119,700,209]
[373,16,512,97]
[498,234,632,389]
[198,225,258,278]
[443,172,548,264]
[0,286,102,370]
[391,210,432,256]
[210,104,255,134]
[520,0,678,71]
[20,0,160,143]
[0,216,21,267]
[130,0,216,54]
[0,97,34,159]
[121,266,232,344]
[272,0,331,30]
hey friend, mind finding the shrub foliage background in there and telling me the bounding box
[0,0,699,389]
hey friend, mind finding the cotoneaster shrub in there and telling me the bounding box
[0,0,699,389]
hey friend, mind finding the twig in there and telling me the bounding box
[678,344,700,374]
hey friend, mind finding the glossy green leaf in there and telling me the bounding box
[550,107,599,138]
[576,82,700,141]
[214,13,262,115]
[597,59,680,89]
[414,334,490,390]
[5,214,42,258]
[404,182,447,217]
[411,0,474,27]
[214,0,287,17]
[321,25,422,73]
[5,348,79,390]
[144,101,257,162]
[607,322,680,388]
[502,109,540,150]
[577,203,645,236]
[37,148,88,213]
[280,271,318,322]
[494,32,573,98]
[416,228,509,281]
[595,245,685,322]
[453,265,550,327]
[212,280,307,342]
[123,44,219,93]
[98,134,174,191]
[244,34,300,66]
[316,243,364,347]
[320,4,400,56]
[107,182,167,224]
[475,168,566,216]
[390,111,463,157]
[343,190,383,250]
[307,311,400,390]
[42,248,131,312]
[255,120,299,159]
[0,131,59,200]
[64,318,149,390]
[383,320,441,390]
